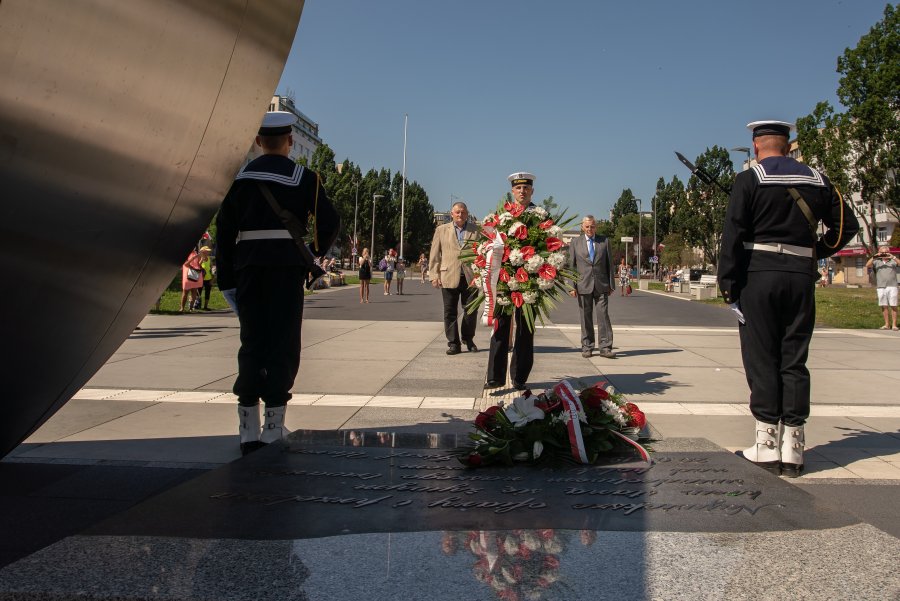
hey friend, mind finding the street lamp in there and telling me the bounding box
[636,199,642,283]
[352,179,359,269]
[730,146,752,171]
[372,194,383,260]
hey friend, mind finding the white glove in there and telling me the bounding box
[728,302,745,325]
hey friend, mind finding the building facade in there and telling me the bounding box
[246,95,321,164]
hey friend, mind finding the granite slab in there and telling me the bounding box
[1,433,898,601]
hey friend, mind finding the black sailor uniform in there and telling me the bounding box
[718,156,857,426]
[216,155,340,408]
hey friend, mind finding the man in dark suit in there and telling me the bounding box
[568,215,616,358]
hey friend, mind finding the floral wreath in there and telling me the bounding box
[461,201,578,332]
[458,379,651,467]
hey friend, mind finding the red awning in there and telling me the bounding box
[833,246,900,257]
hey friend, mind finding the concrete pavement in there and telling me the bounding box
[8,284,900,481]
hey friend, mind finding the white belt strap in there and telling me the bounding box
[743,242,813,258]
[235,229,292,243]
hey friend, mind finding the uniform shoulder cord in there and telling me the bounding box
[824,185,846,250]
[312,172,320,253]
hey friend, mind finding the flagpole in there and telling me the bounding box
[400,113,408,260]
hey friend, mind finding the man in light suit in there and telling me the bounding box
[429,201,479,355]
[568,215,616,359]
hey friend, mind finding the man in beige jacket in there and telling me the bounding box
[429,202,479,355]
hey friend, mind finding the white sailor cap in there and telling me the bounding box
[258,111,296,136]
[508,171,536,186]
[747,120,795,138]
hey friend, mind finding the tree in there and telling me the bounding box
[540,195,559,213]
[797,5,900,253]
[610,189,638,225]
[671,146,734,269]
[649,175,686,249]
[659,232,692,268]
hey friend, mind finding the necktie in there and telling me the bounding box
[588,237,595,262]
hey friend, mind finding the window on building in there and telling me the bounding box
[876,202,886,214]
[856,257,865,277]
[878,227,888,242]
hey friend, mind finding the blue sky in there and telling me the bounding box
[277,0,890,221]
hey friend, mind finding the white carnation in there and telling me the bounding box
[496,295,511,305]
[482,213,498,225]
[547,252,567,268]
[532,206,548,219]
[508,221,526,238]
[498,212,513,225]
[525,255,544,273]
[548,225,563,236]
[538,278,555,290]
[509,249,524,266]
[522,290,538,304]
[507,279,520,291]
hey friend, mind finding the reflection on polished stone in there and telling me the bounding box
[87,438,856,541]
[2,526,898,601]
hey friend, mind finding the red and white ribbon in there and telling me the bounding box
[481,229,505,329]
[553,381,589,464]
[609,430,652,464]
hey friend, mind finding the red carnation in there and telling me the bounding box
[515,267,529,282]
[625,402,646,429]
[467,453,483,467]
[539,219,554,230]
[498,268,511,283]
[538,264,557,280]
[520,245,536,260]
[475,405,500,429]
[508,203,525,218]
[513,224,528,240]
[511,292,524,307]
[474,255,486,268]
[546,237,563,252]
[580,383,610,409]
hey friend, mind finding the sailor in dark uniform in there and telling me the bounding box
[485,171,539,391]
[719,120,857,477]
[216,111,340,455]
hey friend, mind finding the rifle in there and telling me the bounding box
[675,151,731,196]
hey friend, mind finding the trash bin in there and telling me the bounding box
[689,268,702,282]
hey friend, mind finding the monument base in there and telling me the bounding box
[1,434,897,600]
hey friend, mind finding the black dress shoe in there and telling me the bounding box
[446,346,461,355]
[513,382,526,391]
[465,341,478,352]
[484,380,502,389]
[240,441,267,456]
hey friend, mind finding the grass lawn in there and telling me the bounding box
[150,276,387,314]
[699,286,886,329]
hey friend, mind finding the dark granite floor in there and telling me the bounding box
[0,463,208,569]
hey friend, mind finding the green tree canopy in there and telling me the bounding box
[611,189,638,225]
[797,4,900,253]
[671,146,734,268]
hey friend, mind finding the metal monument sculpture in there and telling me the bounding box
[0,0,304,457]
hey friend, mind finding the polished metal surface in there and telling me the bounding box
[0,0,304,457]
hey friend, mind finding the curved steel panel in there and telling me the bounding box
[0,0,304,457]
